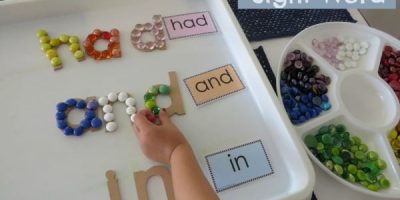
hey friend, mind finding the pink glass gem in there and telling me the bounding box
[110,36,119,43]
[144,23,153,31]
[92,29,102,36]
[131,30,141,37]
[135,24,144,31]
[110,28,119,36]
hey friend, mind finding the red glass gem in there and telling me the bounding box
[101,31,111,40]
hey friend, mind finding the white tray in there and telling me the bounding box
[0,0,314,199]
[276,22,400,199]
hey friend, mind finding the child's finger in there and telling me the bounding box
[158,108,171,125]
[134,109,155,131]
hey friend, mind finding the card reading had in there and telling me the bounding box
[163,11,217,40]
[205,140,274,192]
[184,64,245,106]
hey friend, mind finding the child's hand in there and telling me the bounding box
[132,109,188,164]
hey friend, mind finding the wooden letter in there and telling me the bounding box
[134,166,175,200]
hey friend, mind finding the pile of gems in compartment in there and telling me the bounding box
[280,49,332,125]
[312,36,369,71]
[304,124,390,191]
[378,45,400,165]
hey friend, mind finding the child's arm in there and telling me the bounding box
[133,109,219,200]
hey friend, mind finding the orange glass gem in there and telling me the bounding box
[101,50,112,59]
[87,34,98,43]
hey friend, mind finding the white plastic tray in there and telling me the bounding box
[0,0,314,199]
[276,22,400,199]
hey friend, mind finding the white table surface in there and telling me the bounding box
[249,10,399,200]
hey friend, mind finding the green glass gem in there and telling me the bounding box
[379,178,390,189]
[352,136,361,145]
[328,124,337,134]
[333,164,343,176]
[367,151,379,161]
[359,144,368,153]
[336,124,346,132]
[350,145,359,153]
[304,135,318,148]
[348,164,358,175]
[357,170,366,181]
[148,86,159,96]
[324,160,334,171]
[332,156,343,165]
[347,173,356,183]
[355,151,366,160]
[316,143,325,152]
[152,107,161,115]
[69,35,79,43]
[360,181,369,188]
[145,100,156,110]
[322,134,334,144]
[376,159,387,170]
[367,183,380,191]
[144,93,154,101]
[331,147,340,156]
[36,29,48,38]
[340,150,353,162]
[59,34,70,43]
[319,126,329,134]
[159,84,170,95]
[366,173,377,184]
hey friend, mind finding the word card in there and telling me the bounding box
[205,140,274,192]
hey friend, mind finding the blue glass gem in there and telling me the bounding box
[56,112,66,120]
[301,95,308,103]
[80,119,91,129]
[63,127,73,136]
[73,127,84,136]
[85,110,96,119]
[91,118,102,129]
[57,120,68,129]
[305,112,311,120]
[321,95,329,103]
[66,98,77,107]
[76,99,87,109]
[56,102,68,112]
[86,100,99,110]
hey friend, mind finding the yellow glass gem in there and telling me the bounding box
[69,43,80,53]
[74,50,85,61]
[49,38,61,47]
[59,34,70,43]
[69,36,79,44]
[50,57,62,66]
[388,129,397,140]
[46,49,58,59]
[40,43,52,52]
[39,36,50,44]
[36,29,48,38]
